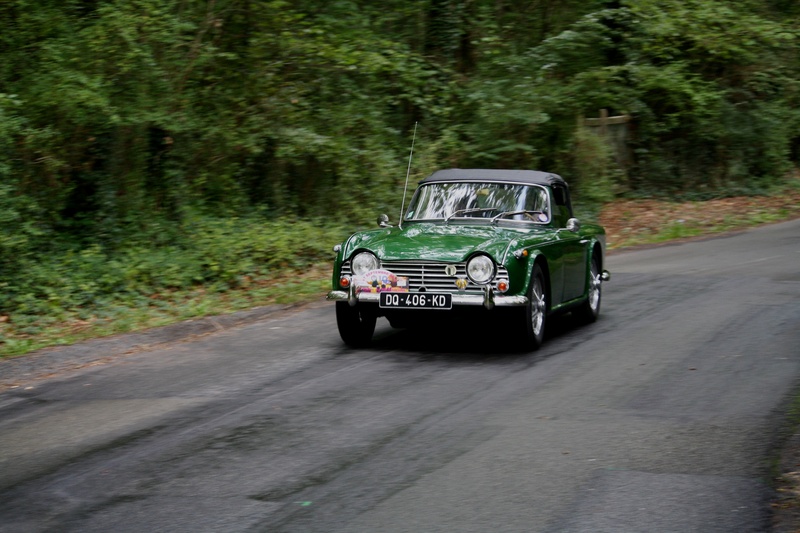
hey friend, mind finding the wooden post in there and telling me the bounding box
[582,109,630,134]
[600,108,609,137]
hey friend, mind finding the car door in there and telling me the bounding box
[560,232,588,302]
[551,183,588,302]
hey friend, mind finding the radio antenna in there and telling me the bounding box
[399,122,418,230]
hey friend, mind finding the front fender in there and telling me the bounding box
[509,249,549,305]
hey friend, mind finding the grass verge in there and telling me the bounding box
[0,266,332,358]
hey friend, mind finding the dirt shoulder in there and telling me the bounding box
[599,189,800,250]
[773,429,800,532]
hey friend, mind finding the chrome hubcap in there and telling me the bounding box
[588,264,601,311]
[531,278,545,335]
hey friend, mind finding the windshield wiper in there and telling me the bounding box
[444,207,498,223]
[491,210,547,224]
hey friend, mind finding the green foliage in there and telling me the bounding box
[4,0,797,220]
[489,0,800,193]
[0,215,347,331]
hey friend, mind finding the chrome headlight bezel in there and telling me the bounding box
[351,251,380,276]
[466,254,496,285]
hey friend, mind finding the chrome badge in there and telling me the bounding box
[444,265,457,277]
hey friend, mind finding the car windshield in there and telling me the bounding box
[404,182,550,223]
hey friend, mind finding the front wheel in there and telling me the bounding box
[520,263,547,351]
[574,255,602,324]
[336,302,377,347]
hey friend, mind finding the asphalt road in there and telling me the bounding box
[1,219,799,533]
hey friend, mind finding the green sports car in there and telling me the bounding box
[327,168,610,349]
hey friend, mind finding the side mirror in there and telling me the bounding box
[377,214,392,228]
[565,218,580,233]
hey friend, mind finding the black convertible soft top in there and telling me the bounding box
[420,169,568,187]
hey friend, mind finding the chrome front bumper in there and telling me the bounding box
[326,285,528,310]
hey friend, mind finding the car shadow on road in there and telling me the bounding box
[366,311,590,362]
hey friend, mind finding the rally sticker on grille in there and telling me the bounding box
[355,269,409,293]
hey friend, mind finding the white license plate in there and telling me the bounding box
[379,292,452,310]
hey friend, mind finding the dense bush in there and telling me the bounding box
[0,216,348,330]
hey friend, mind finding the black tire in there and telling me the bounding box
[574,254,601,324]
[521,263,547,351]
[336,302,377,347]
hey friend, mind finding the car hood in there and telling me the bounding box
[345,222,550,263]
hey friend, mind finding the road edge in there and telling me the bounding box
[0,299,329,392]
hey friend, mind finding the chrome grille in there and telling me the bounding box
[341,260,509,294]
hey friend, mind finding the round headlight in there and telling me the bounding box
[351,252,379,276]
[466,255,495,285]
